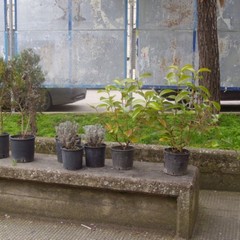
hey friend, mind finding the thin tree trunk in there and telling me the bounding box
[197,0,221,103]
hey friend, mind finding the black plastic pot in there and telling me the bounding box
[55,136,81,163]
[111,146,134,170]
[163,148,190,176]
[0,133,9,158]
[84,143,106,168]
[10,135,35,163]
[62,146,83,170]
[55,137,63,163]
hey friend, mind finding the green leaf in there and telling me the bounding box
[137,80,143,88]
[113,79,123,86]
[168,65,179,71]
[166,72,175,80]
[178,74,191,84]
[132,99,145,106]
[212,101,221,112]
[148,102,162,111]
[159,119,167,128]
[166,94,177,100]
[144,90,155,99]
[125,97,134,107]
[198,85,210,97]
[96,103,108,108]
[131,108,142,119]
[128,84,138,93]
[136,91,145,98]
[159,137,170,143]
[175,91,189,103]
[97,89,106,93]
[158,89,176,97]
[197,68,211,73]
[99,96,107,101]
[182,65,195,73]
[125,78,136,82]
[139,72,152,79]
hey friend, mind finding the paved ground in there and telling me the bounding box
[0,190,239,240]
[48,90,108,113]
[48,90,240,113]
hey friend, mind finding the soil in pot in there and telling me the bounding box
[111,145,134,170]
[62,146,83,170]
[163,148,190,176]
[10,135,35,163]
[84,143,106,168]
[0,133,9,158]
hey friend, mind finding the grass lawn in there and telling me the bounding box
[3,112,240,151]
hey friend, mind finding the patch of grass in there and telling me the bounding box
[3,112,240,150]
[215,114,240,150]
[36,113,100,137]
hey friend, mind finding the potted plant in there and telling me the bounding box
[55,136,82,163]
[82,124,106,168]
[9,48,46,162]
[55,131,81,163]
[0,58,11,158]
[55,135,63,163]
[56,121,83,170]
[96,74,150,170]
[137,64,220,175]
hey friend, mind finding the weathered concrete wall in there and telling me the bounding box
[16,0,126,87]
[35,137,240,192]
[0,179,177,233]
[0,156,199,239]
[138,0,240,88]
[190,148,240,191]
[2,1,240,89]
[138,0,195,85]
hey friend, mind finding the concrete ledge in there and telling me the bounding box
[0,153,199,239]
[35,137,240,191]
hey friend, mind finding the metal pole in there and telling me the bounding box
[8,0,15,113]
[9,0,14,59]
[128,0,135,79]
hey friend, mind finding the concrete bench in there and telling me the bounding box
[0,153,199,239]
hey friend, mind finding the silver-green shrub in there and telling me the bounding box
[83,124,105,147]
[56,121,79,149]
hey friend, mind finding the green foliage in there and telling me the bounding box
[2,113,240,150]
[9,48,46,136]
[36,113,99,137]
[134,64,221,153]
[0,58,11,134]
[95,75,149,149]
